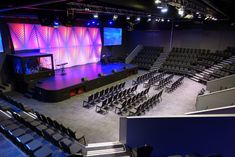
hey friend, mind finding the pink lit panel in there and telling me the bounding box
[8,23,102,68]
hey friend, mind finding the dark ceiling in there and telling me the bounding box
[0,0,234,20]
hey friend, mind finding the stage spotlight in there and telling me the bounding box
[161,19,165,22]
[92,21,96,24]
[113,15,118,21]
[108,20,114,25]
[178,7,184,17]
[87,22,91,26]
[167,19,170,22]
[136,17,141,21]
[161,6,168,13]
[93,13,99,19]
[155,0,161,4]
[53,18,60,28]
[126,16,130,20]
[97,22,100,26]
[147,18,152,22]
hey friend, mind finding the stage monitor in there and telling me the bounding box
[103,27,122,46]
[0,31,3,52]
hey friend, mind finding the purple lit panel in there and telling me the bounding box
[8,23,102,68]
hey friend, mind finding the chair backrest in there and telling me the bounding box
[67,128,76,139]
[102,99,107,106]
[53,120,61,130]
[47,117,54,126]
[99,90,104,97]
[107,96,112,104]
[88,94,94,102]
[94,92,99,100]
[104,88,109,95]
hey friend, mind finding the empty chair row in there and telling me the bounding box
[129,90,163,116]
[132,70,158,85]
[143,72,166,88]
[154,74,174,90]
[95,85,139,114]
[165,76,184,92]
[83,82,126,108]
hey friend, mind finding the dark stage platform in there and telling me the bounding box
[34,62,138,102]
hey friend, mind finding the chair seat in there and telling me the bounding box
[34,145,52,157]
[17,134,34,144]
[10,128,26,137]
[26,140,42,152]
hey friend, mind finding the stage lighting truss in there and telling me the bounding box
[67,1,221,23]
[67,2,166,22]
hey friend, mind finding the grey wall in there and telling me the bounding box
[120,115,235,157]
[207,74,235,92]
[186,105,235,115]
[172,29,235,51]
[196,87,235,110]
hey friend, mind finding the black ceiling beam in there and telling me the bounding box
[0,0,68,13]
[200,0,228,18]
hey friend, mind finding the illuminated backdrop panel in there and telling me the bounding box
[8,23,102,68]
[0,31,3,52]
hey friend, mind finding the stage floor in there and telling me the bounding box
[36,62,136,91]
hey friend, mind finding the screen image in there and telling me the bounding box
[103,27,122,46]
[0,32,3,52]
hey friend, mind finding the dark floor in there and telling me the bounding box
[8,70,205,144]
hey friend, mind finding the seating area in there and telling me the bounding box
[154,74,174,90]
[83,82,126,108]
[131,46,163,70]
[128,90,163,116]
[132,70,158,85]
[143,72,166,88]
[95,85,139,114]
[160,47,234,77]
[165,76,184,93]
[0,93,85,157]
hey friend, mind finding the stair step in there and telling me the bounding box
[205,69,213,73]
[24,93,33,99]
[195,74,204,78]
[86,148,126,157]
[86,141,123,150]
[190,77,199,82]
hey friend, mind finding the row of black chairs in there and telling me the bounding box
[0,93,85,155]
[83,82,126,108]
[165,76,184,92]
[114,87,151,114]
[95,85,139,114]
[129,90,163,116]
[154,74,174,90]
[0,112,54,157]
[143,72,166,88]
[132,70,158,85]
[0,93,32,112]
[35,111,86,144]
[10,109,84,155]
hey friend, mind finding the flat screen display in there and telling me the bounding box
[103,27,122,46]
[0,32,3,52]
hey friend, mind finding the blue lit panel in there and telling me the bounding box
[0,32,3,52]
[103,27,122,46]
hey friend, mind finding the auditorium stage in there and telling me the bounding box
[34,62,138,102]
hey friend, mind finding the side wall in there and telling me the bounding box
[120,116,235,157]
[207,74,235,92]
[196,87,235,110]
